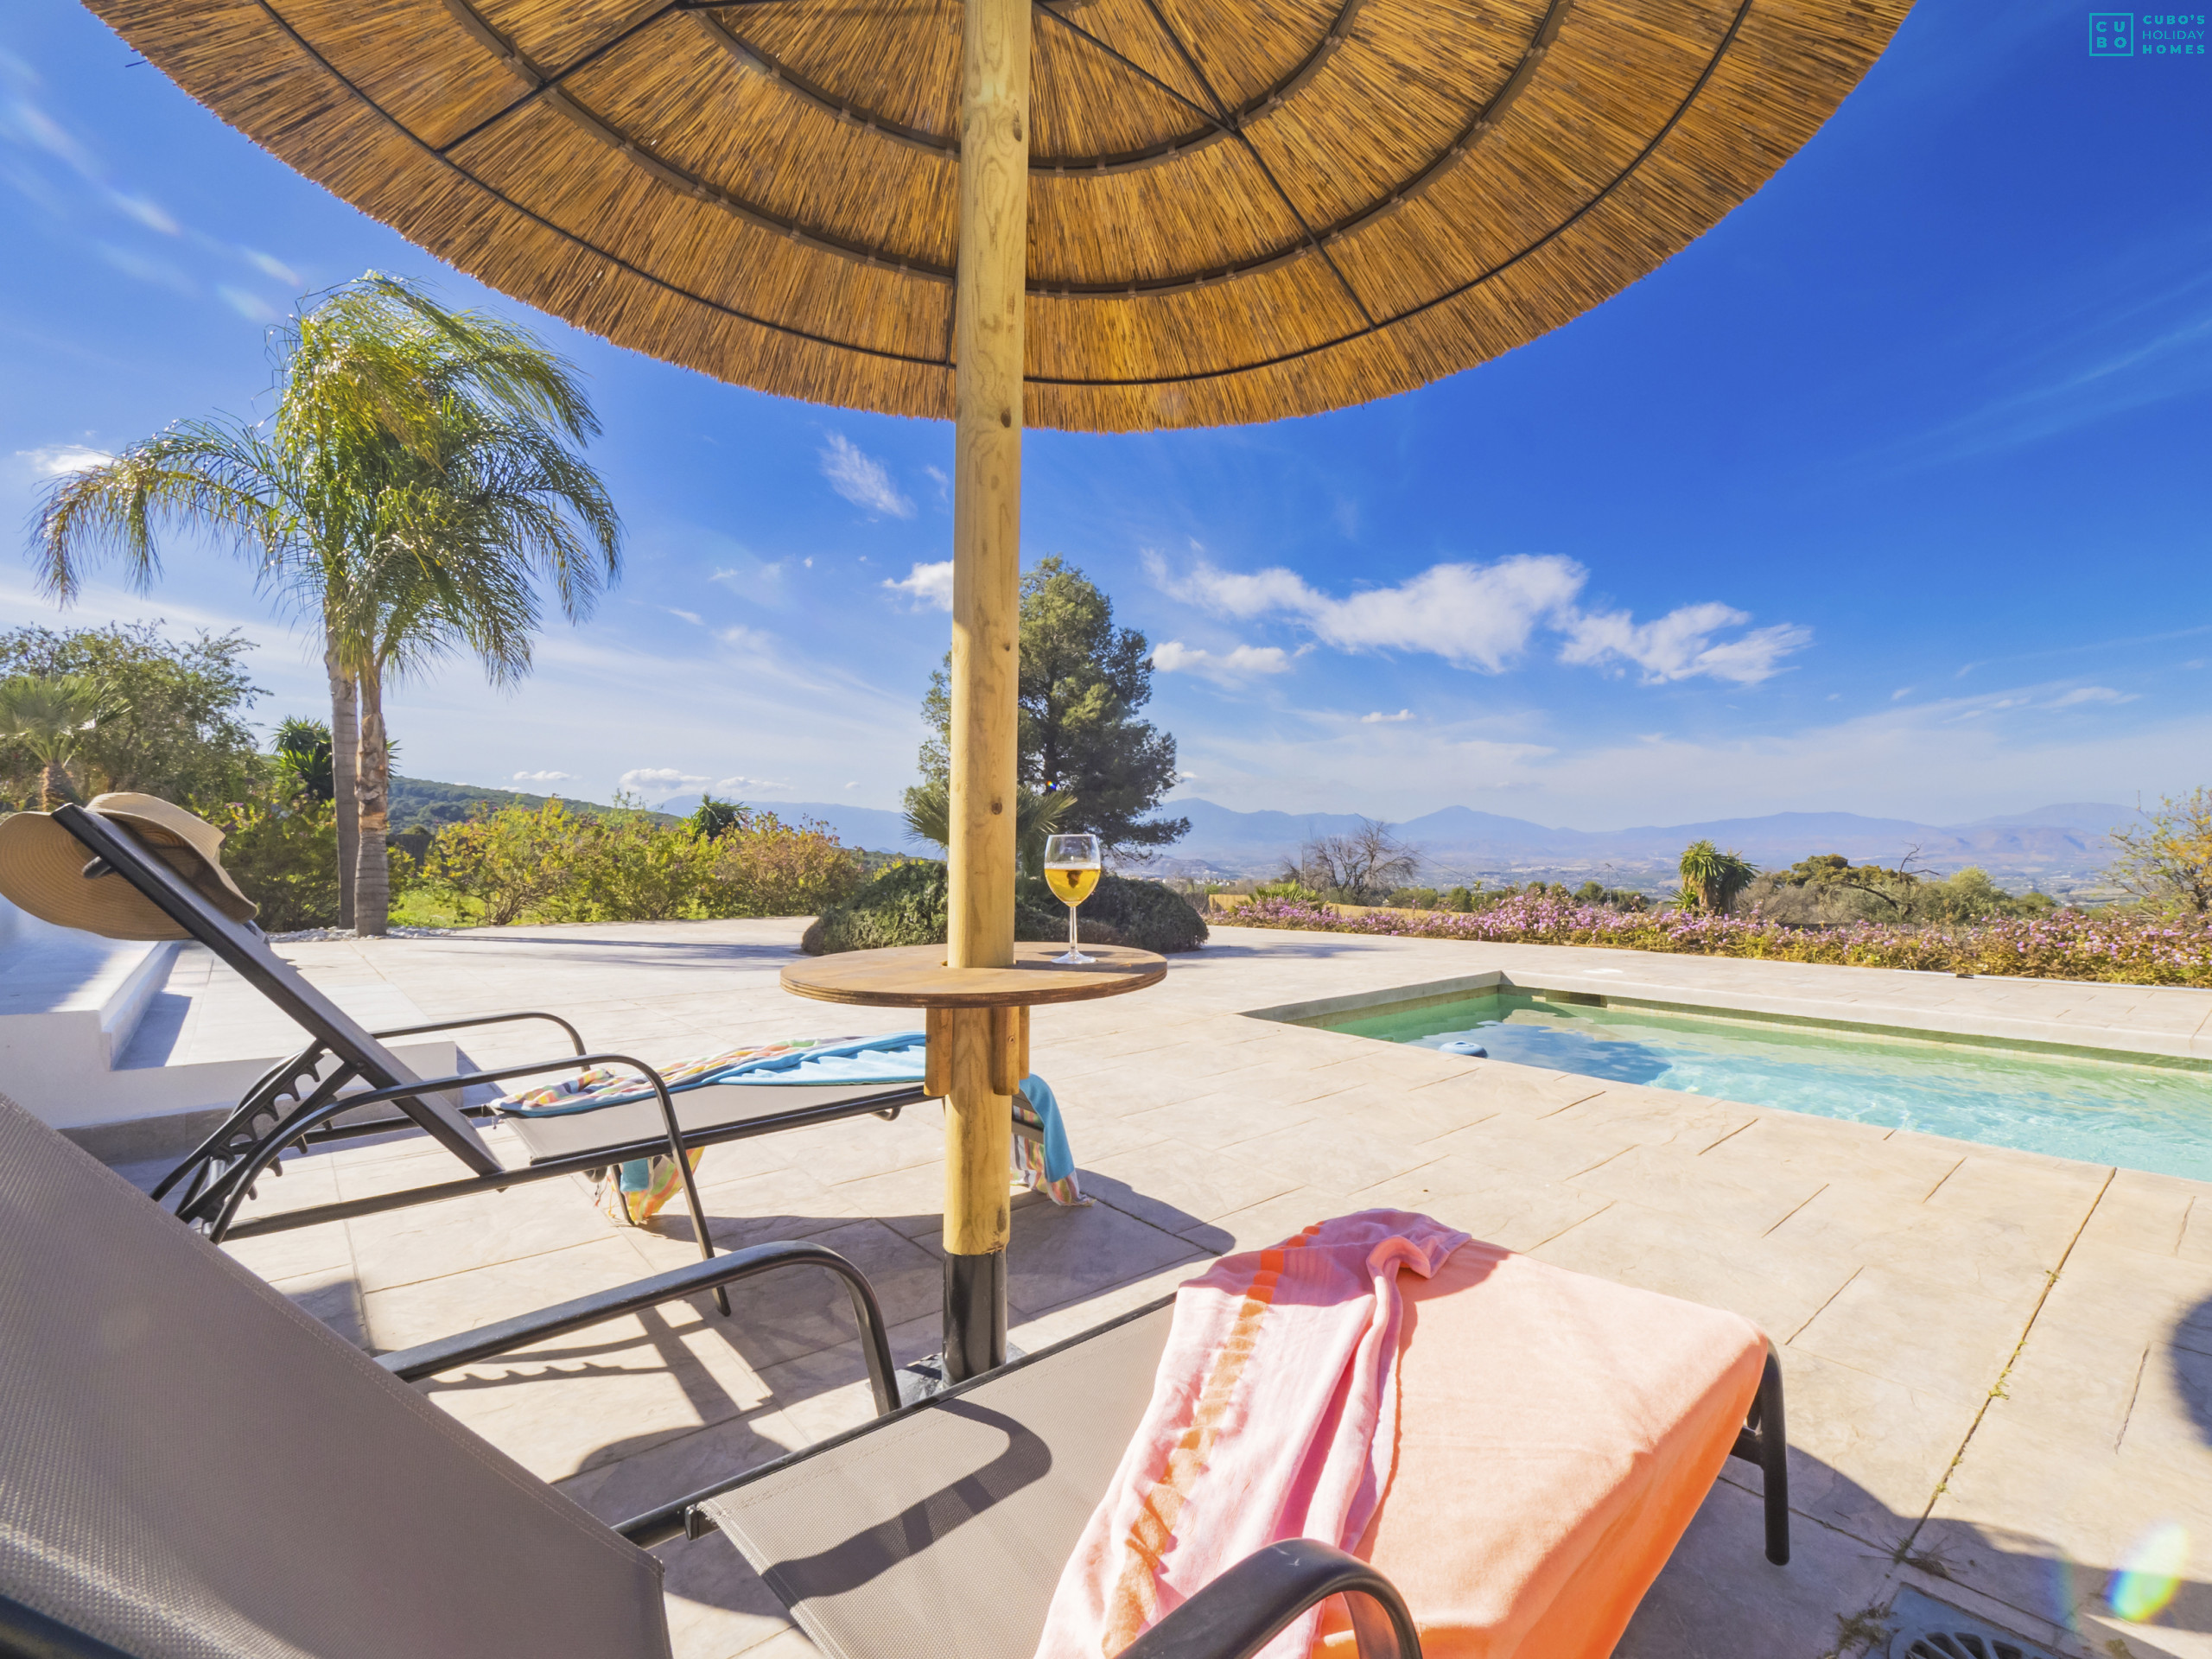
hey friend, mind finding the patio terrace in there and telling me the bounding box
[115,918,2212,1659]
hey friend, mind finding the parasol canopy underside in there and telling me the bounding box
[93,0,1909,429]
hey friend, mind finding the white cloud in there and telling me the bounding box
[16,443,113,478]
[1362,709,1413,723]
[618,767,709,801]
[240,248,298,285]
[884,561,955,612]
[216,285,277,322]
[923,465,950,504]
[664,607,702,626]
[2049,685,2138,708]
[714,773,791,792]
[512,770,571,783]
[1559,604,1811,685]
[820,434,914,518]
[1147,550,1807,685]
[1151,639,1294,685]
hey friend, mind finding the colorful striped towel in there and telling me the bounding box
[489,1034,1088,1223]
[1033,1210,1470,1659]
[493,1033,931,1116]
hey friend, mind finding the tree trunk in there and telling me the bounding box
[327,640,359,932]
[353,664,391,937]
[38,760,78,812]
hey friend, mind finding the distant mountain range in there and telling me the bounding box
[1138,798,2133,893]
[396,778,2133,898]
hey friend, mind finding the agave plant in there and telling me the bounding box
[270,716,335,804]
[0,674,109,810]
[901,779,1078,878]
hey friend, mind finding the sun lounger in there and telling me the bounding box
[0,1092,1421,1659]
[689,1251,1789,1659]
[44,800,942,1271]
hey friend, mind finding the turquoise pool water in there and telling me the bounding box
[1318,991,2212,1180]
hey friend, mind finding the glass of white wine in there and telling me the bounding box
[1041,833,1103,964]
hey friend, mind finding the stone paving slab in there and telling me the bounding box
[168,917,2212,1659]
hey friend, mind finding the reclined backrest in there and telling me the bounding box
[0,1094,670,1659]
[54,803,499,1175]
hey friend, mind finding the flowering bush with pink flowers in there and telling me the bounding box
[1218,893,2212,987]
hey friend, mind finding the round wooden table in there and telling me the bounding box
[781,942,1166,1381]
[780,941,1166,1007]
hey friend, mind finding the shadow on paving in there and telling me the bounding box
[1636,1454,2212,1659]
[2177,1292,2212,1446]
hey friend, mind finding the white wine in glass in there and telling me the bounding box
[1041,834,1103,964]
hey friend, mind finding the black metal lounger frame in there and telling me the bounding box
[51,804,929,1312]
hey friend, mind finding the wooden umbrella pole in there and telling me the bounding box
[942,0,1032,1382]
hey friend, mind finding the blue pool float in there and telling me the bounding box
[1438,1039,1489,1058]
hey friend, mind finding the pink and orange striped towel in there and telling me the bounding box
[1034,1210,1469,1659]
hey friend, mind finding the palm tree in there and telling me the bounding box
[29,274,620,933]
[0,674,108,809]
[902,778,1077,878]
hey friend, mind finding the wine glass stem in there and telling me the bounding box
[1067,902,1078,954]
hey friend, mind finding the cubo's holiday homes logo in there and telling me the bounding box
[2091,10,2208,54]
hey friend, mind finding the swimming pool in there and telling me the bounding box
[1308,989,2212,1180]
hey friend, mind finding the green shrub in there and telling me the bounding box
[803,861,1208,955]
[1383,887,1440,909]
[207,794,341,932]
[410,799,864,925]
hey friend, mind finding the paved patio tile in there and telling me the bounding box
[1078,1138,1306,1232]
[1116,1089,1325,1151]
[1233,1117,1444,1198]
[1726,1344,1981,1553]
[1789,1262,2035,1400]
[913,1192,1205,1319]
[1357,1166,1616,1255]
[1564,1140,1830,1236]
[360,1232,665,1352]
[623,1217,945,1361]
[1614,1483,1897,1659]
[1530,1199,1854,1342]
[343,1173,616,1292]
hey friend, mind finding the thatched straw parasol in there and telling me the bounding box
[93,0,1908,1377]
[91,0,1906,433]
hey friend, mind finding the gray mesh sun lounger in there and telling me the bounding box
[51,802,939,1274]
[0,1095,1426,1659]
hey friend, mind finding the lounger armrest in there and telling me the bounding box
[370,1009,587,1055]
[1119,1540,1422,1659]
[378,1239,900,1417]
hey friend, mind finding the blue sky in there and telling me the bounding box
[2,0,2208,830]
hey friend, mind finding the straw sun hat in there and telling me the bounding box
[0,795,257,943]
